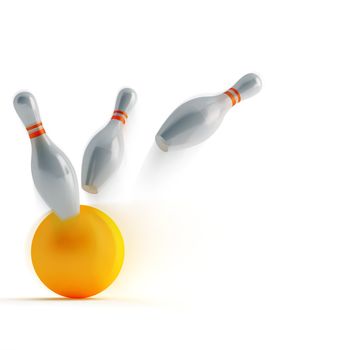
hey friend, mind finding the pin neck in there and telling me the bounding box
[224,87,241,107]
[26,122,46,139]
[111,109,128,124]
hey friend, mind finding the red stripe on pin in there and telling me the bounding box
[26,122,43,131]
[229,88,241,103]
[224,91,236,106]
[111,115,126,124]
[29,128,46,139]
[113,110,128,119]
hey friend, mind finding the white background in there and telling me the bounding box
[1,0,350,349]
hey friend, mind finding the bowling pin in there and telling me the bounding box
[14,92,80,220]
[81,88,137,194]
[155,73,262,152]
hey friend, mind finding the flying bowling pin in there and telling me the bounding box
[81,88,137,194]
[155,73,262,152]
[14,92,80,220]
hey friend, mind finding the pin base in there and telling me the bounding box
[82,184,98,194]
[155,135,169,152]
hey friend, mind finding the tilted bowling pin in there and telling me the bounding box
[81,88,137,194]
[155,73,262,152]
[14,92,80,220]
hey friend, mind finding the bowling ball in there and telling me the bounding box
[31,205,124,298]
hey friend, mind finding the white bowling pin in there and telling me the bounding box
[155,73,262,152]
[14,92,80,220]
[81,88,137,194]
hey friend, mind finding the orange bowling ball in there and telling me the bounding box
[31,205,124,298]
